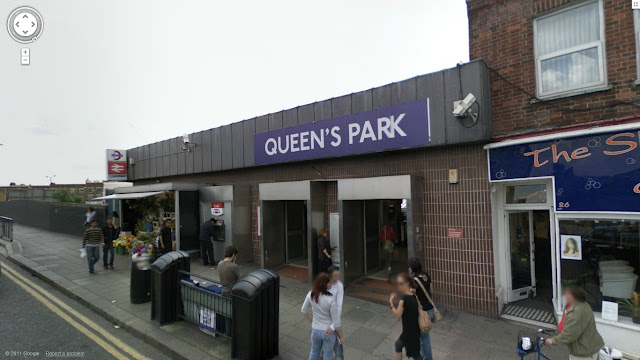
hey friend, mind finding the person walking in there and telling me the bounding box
[301,273,344,360]
[82,219,103,274]
[545,285,604,360]
[408,257,434,360]
[389,272,423,360]
[217,246,242,292]
[102,217,117,270]
[84,207,97,227]
[199,218,218,267]
[380,222,397,275]
[112,211,121,238]
[326,266,344,360]
[317,229,332,274]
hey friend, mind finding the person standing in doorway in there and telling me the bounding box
[159,219,173,255]
[545,285,604,360]
[112,211,121,238]
[199,218,218,267]
[389,273,422,360]
[84,207,96,227]
[302,273,344,360]
[217,246,242,292]
[102,217,117,270]
[317,229,332,274]
[408,257,434,360]
[82,219,103,274]
[380,221,397,275]
[325,266,344,360]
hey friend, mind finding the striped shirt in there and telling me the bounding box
[83,227,104,247]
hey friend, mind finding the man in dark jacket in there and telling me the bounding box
[102,217,117,270]
[159,220,173,255]
[199,218,218,266]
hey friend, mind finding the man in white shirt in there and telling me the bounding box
[326,266,344,360]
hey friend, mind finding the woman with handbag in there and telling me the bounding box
[408,257,440,360]
[389,273,424,360]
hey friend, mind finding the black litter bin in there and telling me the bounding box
[150,251,190,325]
[232,270,280,360]
[130,255,152,303]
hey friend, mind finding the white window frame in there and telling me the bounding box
[533,0,607,99]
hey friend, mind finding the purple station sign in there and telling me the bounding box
[254,99,431,165]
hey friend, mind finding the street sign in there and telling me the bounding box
[106,149,127,181]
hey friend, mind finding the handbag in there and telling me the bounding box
[414,294,432,333]
[416,276,443,323]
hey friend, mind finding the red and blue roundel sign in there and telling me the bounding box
[106,149,127,181]
[110,150,124,161]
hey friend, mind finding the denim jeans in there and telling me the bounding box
[420,309,435,360]
[86,245,100,273]
[321,333,344,360]
[103,246,114,267]
[309,329,336,360]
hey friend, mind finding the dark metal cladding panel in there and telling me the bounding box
[211,128,222,171]
[313,101,332,122]
[392,78,417,105]
[130,147,138,180]
[220,125,233,170]
[169,138,179,176]
[142,145,150,179]
[417,72,446,146]
[255,115,269,134]
[332,94,351,117]
[282,108,298,128]
[126,149,134,181]
[202,129,214,172]
[162,140,171,178]
[185,134,195,174]
[268,112,283,130]
[444,63,489,144]
[297,104,314,125]
[351,90,373,113]
[178,139,187,175]
[193,132,203,173]
[232,122,244,168]
[243,118,256,167]
[149,142,157,178]
[372,84,392,109]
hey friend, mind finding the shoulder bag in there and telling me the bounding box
[416,276,443,323]
[414,294,432,333]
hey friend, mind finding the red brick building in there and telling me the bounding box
[470,0,640,354]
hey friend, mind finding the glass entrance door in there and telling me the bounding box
[507,211,536,302]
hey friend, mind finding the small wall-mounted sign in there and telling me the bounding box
[447,228,464,238]
[601,301,619,322]
[211,202,224,216]
[448,169,458,184]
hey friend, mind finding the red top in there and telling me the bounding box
[558,304,571,333]
[379,225,397,245]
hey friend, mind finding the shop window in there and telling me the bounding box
[506,184,547,204]
[534,0,606,98]
[558,219,639,318]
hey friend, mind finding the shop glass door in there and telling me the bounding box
[507,211,536,302]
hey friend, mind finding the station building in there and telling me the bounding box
[116,60,497,317]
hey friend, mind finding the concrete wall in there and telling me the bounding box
[0,201,107,236]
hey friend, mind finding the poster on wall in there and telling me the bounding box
[560,235,582,260]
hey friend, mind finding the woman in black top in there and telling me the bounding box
[408,257,434,360]
[389,273,422,360]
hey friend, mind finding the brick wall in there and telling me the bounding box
[468,0,640,137]
[147,144,497,317]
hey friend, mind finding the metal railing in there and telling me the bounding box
[177,270,233,338]
[0,216,13,241]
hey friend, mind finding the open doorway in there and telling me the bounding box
[262,200,308,269]
[503,209,556,325]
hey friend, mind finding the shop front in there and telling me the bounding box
[487,123,640,354]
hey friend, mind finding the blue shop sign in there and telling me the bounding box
[254,99,430,165]
[488,127,640,212]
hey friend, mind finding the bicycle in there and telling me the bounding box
[517,328,556,359]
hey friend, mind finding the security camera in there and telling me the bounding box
[181,134,195,152]
[182,134,190,145]
[452,93,477,118]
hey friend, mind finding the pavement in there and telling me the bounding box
[0,224,570,360]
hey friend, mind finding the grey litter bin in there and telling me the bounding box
[232,270,280,360]
[130,255,152,304]
[150,251,191,325]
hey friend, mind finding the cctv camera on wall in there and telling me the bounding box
[181,134,195,152]
[453,93,477,118]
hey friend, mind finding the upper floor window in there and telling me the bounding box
[534,1,606,98]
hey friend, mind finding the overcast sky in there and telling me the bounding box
[0,0,469,185]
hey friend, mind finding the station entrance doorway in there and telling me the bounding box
[342,199,407,283]
[262,200,307,268]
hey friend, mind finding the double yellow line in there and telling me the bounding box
[1,261,151,360]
